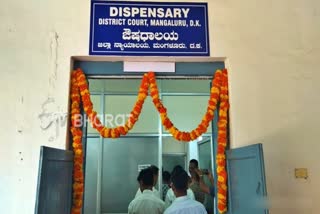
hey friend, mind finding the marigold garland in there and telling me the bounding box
[70,68,229,214]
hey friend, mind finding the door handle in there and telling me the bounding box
[256,181,261,194]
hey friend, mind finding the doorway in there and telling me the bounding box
[34,57,269,214]
[73,58,225,214]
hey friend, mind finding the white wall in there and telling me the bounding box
[212,1,320,213]
[0,0,319,213]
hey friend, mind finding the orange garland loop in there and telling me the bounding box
[70,68,229,214]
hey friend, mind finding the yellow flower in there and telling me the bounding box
[217,166,224,173]
[216,154,225,159]
[211,87,220,94]
[160,113,166,121]
[217,193,226,200]
[218,175,226,182]
[75,149,82,156]
[73,136,81,141]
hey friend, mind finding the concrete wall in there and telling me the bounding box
[214,1,320,213]
[0,0,319,213]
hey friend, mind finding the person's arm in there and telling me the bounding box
[195,169,214,195]
[199,180,210,195]
[207,171,214,186]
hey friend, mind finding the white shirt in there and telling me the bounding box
[164,196,207,214]
[135,187,160,199]
[165,188,195,208]
[128,189,165,214]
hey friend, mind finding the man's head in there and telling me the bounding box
[171,170,189,197]
[137,169,143,183]
[189,159,199,174]
[137,168,154,192]
[171,165,184,177]
[149,165,159,186]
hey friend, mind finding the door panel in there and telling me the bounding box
[162,154,186,173]
[226,143,268,214]
[198,138,212,170]
[84,137,100,214]
[101,137,159,213]
[35,146,74,214]
[198,139,215,214]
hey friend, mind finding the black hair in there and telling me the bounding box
[189,159,199,168]
[138,168,154,186]
[137,172,142,182]
[163,171,171,182]
[171,165,184,177]
[149,165,159,175]
[171,170,188,191]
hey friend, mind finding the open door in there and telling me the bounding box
[198,137,215,214]
[35,146,74,214]
[226,143,268,214]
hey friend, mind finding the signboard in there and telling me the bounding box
[89,1,209,56]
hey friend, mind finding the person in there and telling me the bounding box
[195,169,215,198]
[164,170,207,214]
[128,168,165,214]
[162,171,171,200]
[189,159,206,204]
[150,165,160,187]
[165,165,195,208]
[190,160,216,213]
[135,165,160,199]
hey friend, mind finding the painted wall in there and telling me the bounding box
[0,0,319,214]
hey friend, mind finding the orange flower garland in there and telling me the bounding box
[216,69,229,213]
[70,68,229,214]
[70,71,84,214]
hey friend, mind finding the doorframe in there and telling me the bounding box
[68,56,228,214]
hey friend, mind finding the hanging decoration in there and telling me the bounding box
[70,68,229,214]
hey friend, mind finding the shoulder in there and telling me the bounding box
[142,195,165,211]
[150,193,165,202]
[153,188,161,198]
[187,188,195,199]
[159,198,165,205]
[163,204,175,214]
[141,193,165,205]
[192,200,207,211]
[156,198,166,208]
[187,188,194,194]
[166,189,175,200]
[136,188,141,194]
[167,188,173,196]
[164,189,174,208]
[128,198,137,210]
